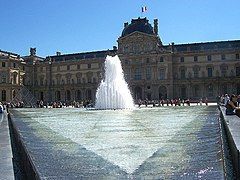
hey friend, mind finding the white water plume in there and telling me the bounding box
[95,55,134,109]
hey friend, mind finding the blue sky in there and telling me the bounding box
[1,0,240,57]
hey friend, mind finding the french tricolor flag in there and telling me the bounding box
[142,6,147,12]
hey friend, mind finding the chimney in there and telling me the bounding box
[124,22,128,28]
[154,19,158,35]
[56,52,61,56]
[113,46,117,51]
[30,48,36,56]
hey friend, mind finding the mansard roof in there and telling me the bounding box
[0,50,19,57]
[50,49,117,62]
[172,40,240,52]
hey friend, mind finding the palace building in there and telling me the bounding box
[1,17,240,103]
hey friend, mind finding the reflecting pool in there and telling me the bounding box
[12,105,227,179]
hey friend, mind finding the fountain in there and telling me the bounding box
[95,55,134,109]
[9,57,231,179]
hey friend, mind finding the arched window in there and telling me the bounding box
[76,90,82,101]
[2,90,6,101]
[40,92,44,101]
[13,73,17,84]
[66,90,71,101]
[134,86,142,100]
[86,89,92,100]
[158,86,167,99]
[193,85,200,97]
[207,84,214,97]
[180,85,187,99]
[55,91,61,101]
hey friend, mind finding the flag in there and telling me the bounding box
[142,6,147,12]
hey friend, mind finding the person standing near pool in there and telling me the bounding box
[225,94,240,116]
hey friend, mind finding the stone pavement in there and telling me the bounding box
[0,112,14,180]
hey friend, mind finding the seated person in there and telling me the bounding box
[225,94,240,116]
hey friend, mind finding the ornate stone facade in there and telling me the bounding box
[1,17,240,103]
[0,50,25,102]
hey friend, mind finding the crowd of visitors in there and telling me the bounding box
[218,94,240,117]
[3,94,240,116]
[1,97,211,110]
[36,100,93,108]
[137,97,209,107]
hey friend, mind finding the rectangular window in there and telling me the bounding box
[77,65,80,69]
[13,63,16,68]
[180,69,186,79]
[221,66,227,77]
[134,68,142,80]
[180,57,184,62]
[236,54,239,59]
[67,65,70,70]
[207,67,213,77]
[236,67,240,76]
[159,69,165,80]
[2,62,6,67]
[1,74,6,83]
[221,54,225,60]
[194,70,199,78]
[88,64,91,69]
[146,67,151,80]
[194,56,198,62]
[207,55,212,61]
[160,57,164,62]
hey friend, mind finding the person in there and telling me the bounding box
[224,94,230,106]
[138,99,142,108]
[237,95,240,107]
[205,97,208,106]
[225,94,240,116]
[0,103,3,113]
